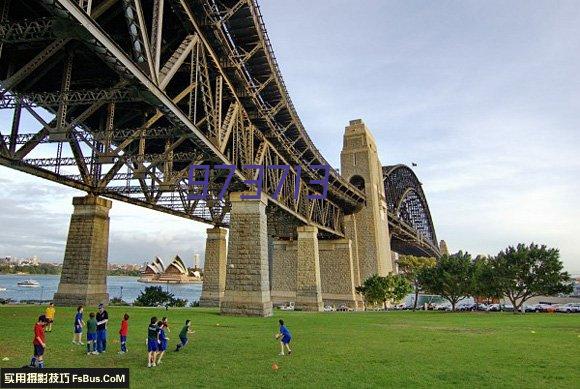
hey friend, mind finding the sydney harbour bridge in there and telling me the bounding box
[0,0,440,315]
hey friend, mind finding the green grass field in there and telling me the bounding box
[0,306,578,388]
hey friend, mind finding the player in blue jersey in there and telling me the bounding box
[156,320,169,364]
[275,319,292,356]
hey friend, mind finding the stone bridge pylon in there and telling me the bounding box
[199,119,394,315]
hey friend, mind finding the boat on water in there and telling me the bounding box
[17,279,40,287]
[0,287,6,291]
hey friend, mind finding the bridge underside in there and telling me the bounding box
[0,0,366,239]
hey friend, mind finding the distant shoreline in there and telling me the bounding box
[0,273,139,278]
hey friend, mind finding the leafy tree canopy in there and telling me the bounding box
[418,251,473,311]
[398,255,436,310]
[356,273,412,309]
[491,243,572,312]
[133,286,188,307]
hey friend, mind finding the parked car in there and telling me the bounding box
[502,303,514,312]
[475,303,489,311]
[323,305,336,312]
[457,302,476,311]
[537,303,557,313]
[523,304,540,313]
[556,303,580,313]
[337,304,353,312]
[486,304,501,312]
[434,303,452,311]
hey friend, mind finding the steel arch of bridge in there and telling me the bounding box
[0,0,439,253]
[0,0,366,237]
[382,165,440,258]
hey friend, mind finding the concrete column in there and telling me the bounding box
[53,195,112,306]
[199,227,227,307]
[295,226,324,311]
[220,192,273,317]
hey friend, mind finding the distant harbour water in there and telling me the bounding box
[0,274,202,304]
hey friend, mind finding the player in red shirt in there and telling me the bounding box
[118,313,129,354]
[30,315,49,368]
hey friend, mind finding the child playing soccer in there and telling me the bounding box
[86,312,98,355]
[156,320,168,364]
[147,316,159,368]
[175,320,194,351]
[45,303,55,332]
[30,315,49,368]
[275,319,292,356]
[73,306,84,345]
[119,314,129,354]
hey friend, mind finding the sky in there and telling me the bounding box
[1,1,579,272]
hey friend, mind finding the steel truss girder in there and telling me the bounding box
[193,0,365,210]
[0,17,55,43]
[0,88,138,108]
[0,0,358,236]
[0,0,441,250]
[46,0,344,235]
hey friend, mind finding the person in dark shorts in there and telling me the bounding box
[30,315,49,368]
[147,316,159,368]
[72,306,84,345]
[275,319,292,356]
[86,312,97,355]
[175,320,194,351]
[156,320,168,364]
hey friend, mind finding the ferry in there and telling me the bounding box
[17,279,40,287]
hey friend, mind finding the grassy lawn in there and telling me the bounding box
[0,306,578,388]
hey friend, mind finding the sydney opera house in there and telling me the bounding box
[139,255,202,284]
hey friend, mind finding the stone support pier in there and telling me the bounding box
[319,239,360,308]
[220,192,273,316]
[270,239,296,304]
[199,227,227,307]
[53,195,111,306]
[295,226,323,311]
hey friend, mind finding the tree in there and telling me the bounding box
[491,243,572,313]
[133,286,187,307]
[389,273,413,304]
[398,255,436,310]
[418,252,473,311]
[471,255,502,304]
[356,274,412,310]
[356,274,388,309]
